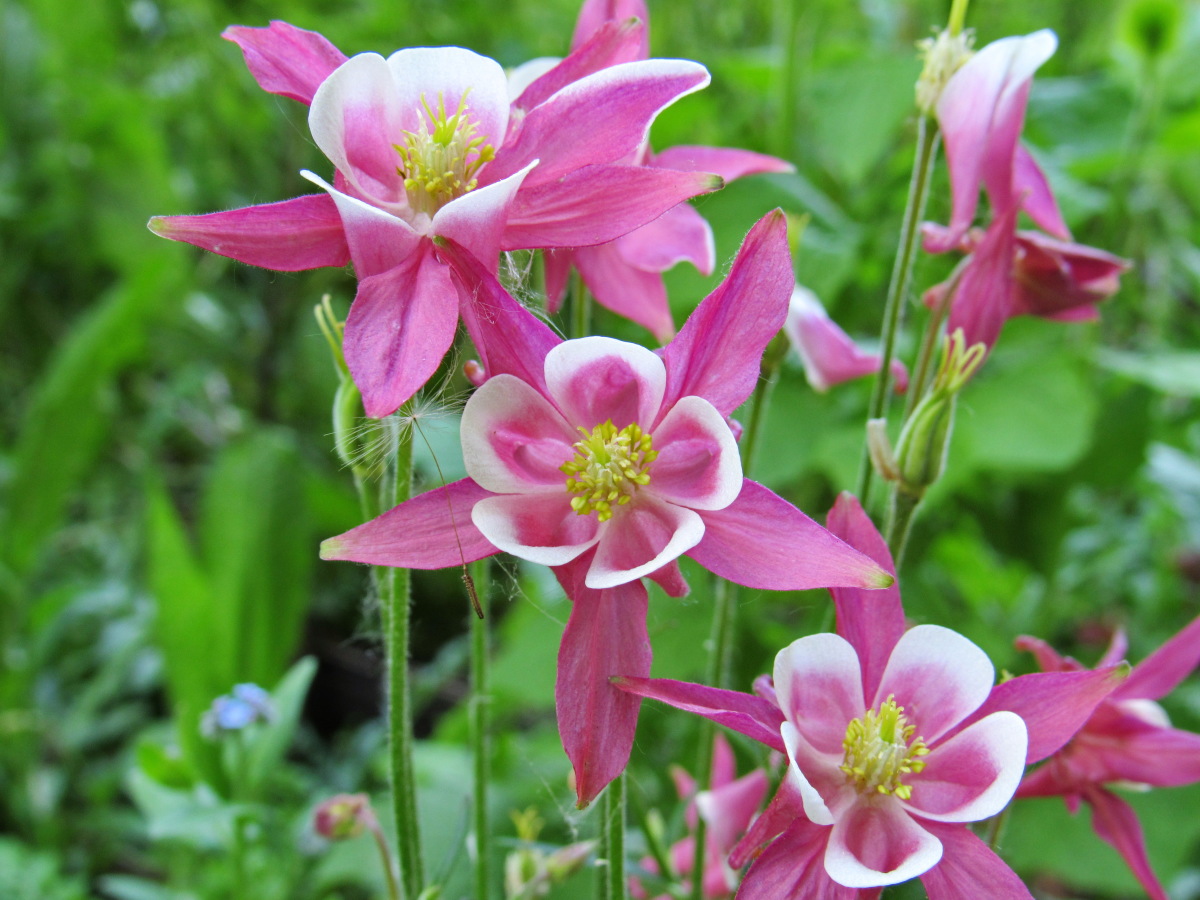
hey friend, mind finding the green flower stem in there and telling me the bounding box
[984,803,1012,850]
[884,485,922,572]
[948,0,971,35]
[605,774,627,900]
[902,262,960,421]
[596,793,612,900]
[856,117,941,503]
[469,559,492,900]
[370,821,403,900]
[571,271,591,340]
[379,415,423,900]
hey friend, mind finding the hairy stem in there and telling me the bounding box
[469,559,492,900]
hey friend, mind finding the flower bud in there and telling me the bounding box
[313,793,375,841]
[464,359,487,387]
[915,28,975,114]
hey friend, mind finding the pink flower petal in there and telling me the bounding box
[587,496,705,588]
[935,30,1057,249]
[309,53,408,207]
[460,374,577,493]
[944,203,1021,349]
[515,17,648,112]
[785,286,909,393]
[905,711,1027,822]
[919,821,1036,900]
[385,47,510,155]
[545,337,666,429]
[1081,718,1200,787]
[647,396,742,510]
[502,164,721,249]
[688,480,893,591]
[730,769,807,868]
[652,145,795,180]
[301,171,422,276]
[875,625,995,744]
[780,721,841,826]
[825,798,942,887]
[572,0,650,55]
[661,211,794,416]
[775,633,865,757]
[1012,144,1070,240]
[614,202,715,275]
[554,557,652,807]
[961,665,1125,764]
[222,21,347,105]
[1085,787,1170,900]
[434,237,561,395]
[147,195,350,271]
[645,559,689,597]
[1116,612,1200,701]
[319,478,497,568]
[572,243,676,342]
[432,161,538,264]
[825,493,905,703]
[342,244,460,418]
[697,768,770,854]
[610,677,786,753]
[471,492,599,566]
[739,818,862,900]
[1011,230,1129,319]
[543,249,573,314]
[486,59,709,186]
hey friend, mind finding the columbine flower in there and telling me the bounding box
[631,734,769,899]
[1015,616,1200,900]
[618,493,1127,898]
[201,683,275,737]
[783,286,908,394]
[921,30,1128,349]
[539,0,794,342]
[321,212,892,805]
[150,21,721,417]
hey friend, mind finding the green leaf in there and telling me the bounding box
[241,656,318,797]
[1097,348,1200,397]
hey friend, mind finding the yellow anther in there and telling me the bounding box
[840,696,930,800]
[394,91,496,217]
[560,420,658,522]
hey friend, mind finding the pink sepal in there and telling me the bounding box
[611,676,786,753]
[436,237,561,396]
[554,553,652,807]
[645,560,689,597]
[661,211,793,416]
[502,165,721,250]
[573,0,650,55]
[319,478,497,568]
[737,817,861,900]
[147,194,350,271]
[688,480,891,591]
[785,286,909,393]
[944,203,1020,349]
[957,665,1126,764]
[343,244,460,418]
[222,21,347,105]
[1012,145,1070,240]
[616,202,715,275]
[918,822,1035,900]
[573,244,675,342]
[514,17,648,112]
[652,145,795,180]
[729,770,806,868]
[1085,787,1170,900]
[825,493,905,701]
[1115,612,1200,701]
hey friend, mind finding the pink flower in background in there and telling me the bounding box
[630,734,769,899]
[618,494,1127,898]
[922,30,1128,349]
[783,286,908,393]
[539,0,794,342]
[321,213,892,805]
[150,21,721,417]
[1016,616,1200,900]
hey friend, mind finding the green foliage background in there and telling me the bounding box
[1,0,1198,897]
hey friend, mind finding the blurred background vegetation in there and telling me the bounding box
[1,0,1198,897]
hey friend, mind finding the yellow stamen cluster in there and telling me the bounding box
[560,420,657,522]
[394,92,496,217]
[840,696,930,801]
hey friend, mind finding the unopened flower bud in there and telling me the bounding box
[464,359,487,387]
[313,793,375,841]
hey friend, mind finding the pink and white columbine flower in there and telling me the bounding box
[618,493,1127,898]
[1016,617,1200,900]
[783,285,908,394]
[321,213,892,805]
[150,20,720,417]
[538,0,794,342]
[922,30,1128,349]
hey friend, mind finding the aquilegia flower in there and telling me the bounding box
[618,493,1127,897]
[539,0,794,342]
[151,20,720,417]
[631,734,769,899]
[922,30,1128,349]
[1016,616,1200,900]
[321,212,891,805]
[783,286,908,394]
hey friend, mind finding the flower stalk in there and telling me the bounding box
[470,559,492,899]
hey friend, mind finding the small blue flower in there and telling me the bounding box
[201,683,276,738]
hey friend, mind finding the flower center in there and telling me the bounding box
[394,92,496,217]
[560,420,657,522]
[840,696,930,801]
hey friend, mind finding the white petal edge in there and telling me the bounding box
[646,395,743,511]
[471,493,599,566]
[386,46,510,151]
[781,720,837,826]
[824,801,943,888]
[585,498,704,589]
[544,335,667,428]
